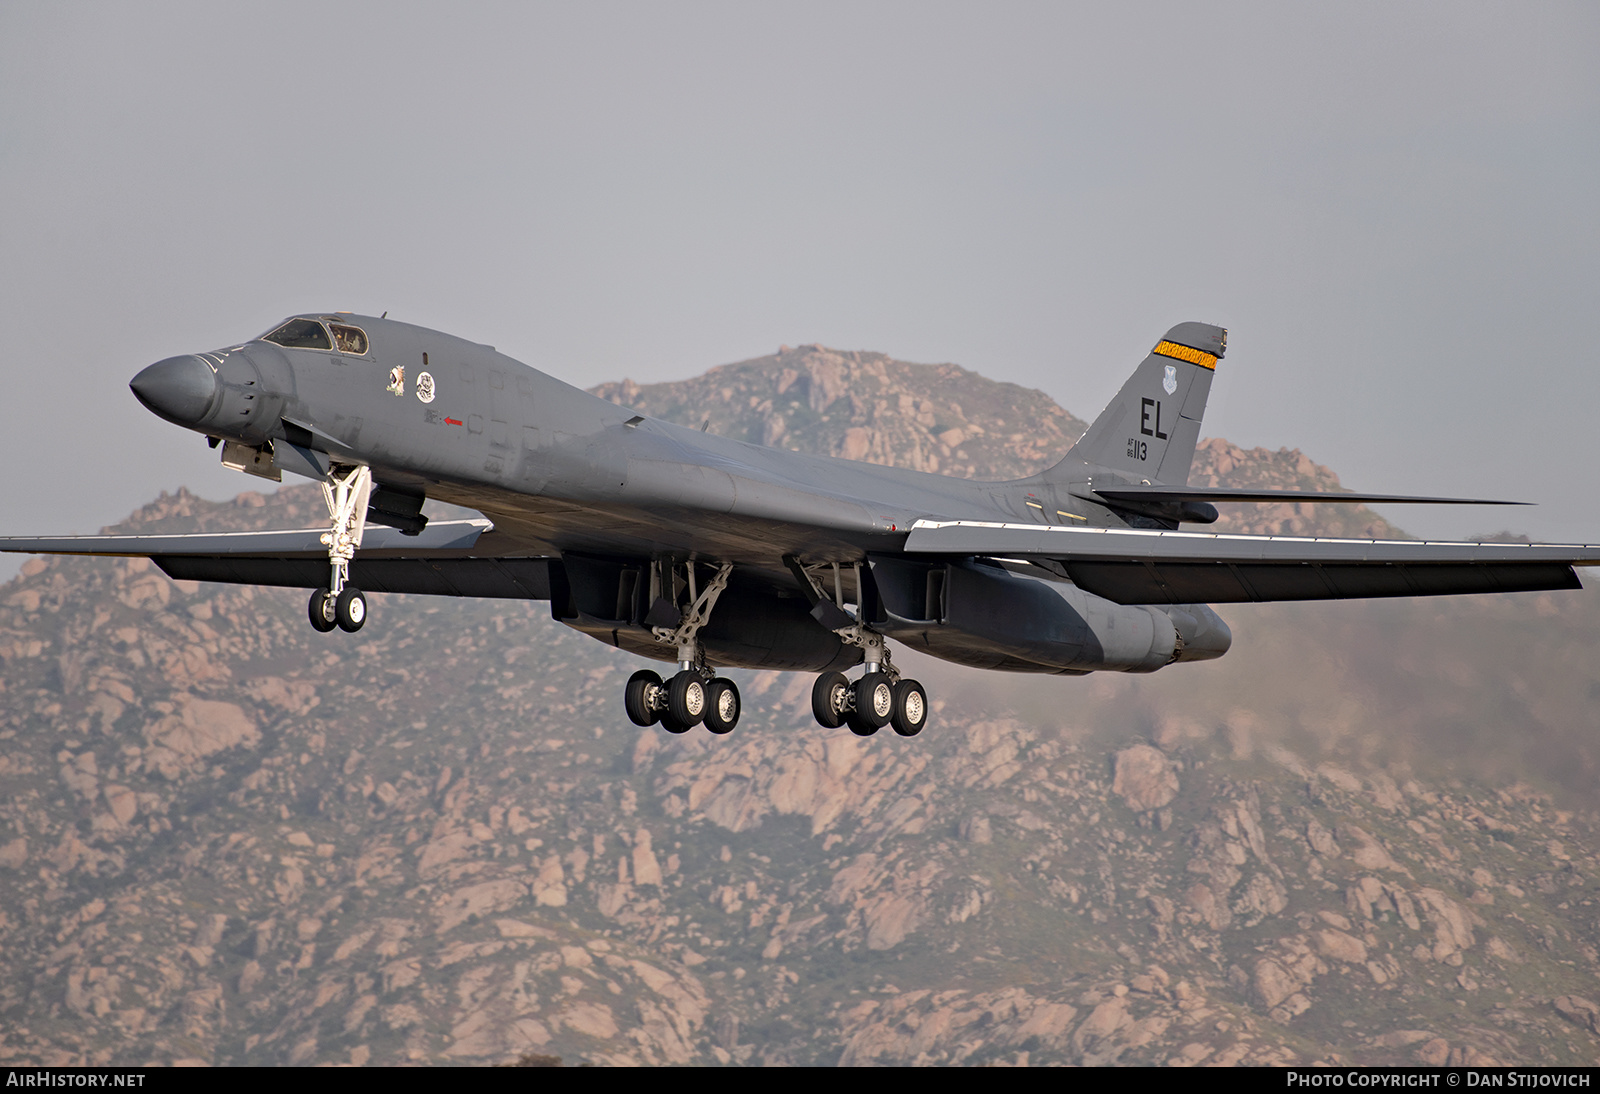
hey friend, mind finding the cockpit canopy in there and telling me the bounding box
[263,318,330,350]
[261,317,368,355]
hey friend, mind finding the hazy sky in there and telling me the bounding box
[2,2,1596,578]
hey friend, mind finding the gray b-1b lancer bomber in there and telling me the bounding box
[5,315,1597,738]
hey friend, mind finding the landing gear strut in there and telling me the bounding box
[307,465,372,633]
[790,557,931,737]
[622,560,742,734]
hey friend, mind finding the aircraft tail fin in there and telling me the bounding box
[1051,321,1225,486]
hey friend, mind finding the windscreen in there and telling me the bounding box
[262,318,332,350]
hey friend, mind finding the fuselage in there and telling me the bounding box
[135,315,1117,573]
[129,312,1232,675]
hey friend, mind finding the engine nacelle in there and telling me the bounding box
[552,554,858,672]
[867,556,1229,675]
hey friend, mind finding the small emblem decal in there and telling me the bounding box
[1162,364,1177,395]
[387,365,405,396]
[416,371,436,404]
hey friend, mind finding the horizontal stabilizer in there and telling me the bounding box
[903,520,1599,605]
[1089,485,1526,506]
[0,518,492,558]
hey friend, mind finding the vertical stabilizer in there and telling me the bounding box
[1051,321,1225,485]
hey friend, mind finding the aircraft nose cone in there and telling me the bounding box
[130,355,218,425]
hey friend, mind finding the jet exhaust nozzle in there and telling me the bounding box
[130,355,219,427]
[1167,604,1232,662]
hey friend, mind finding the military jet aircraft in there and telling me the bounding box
[5,315,1596,738]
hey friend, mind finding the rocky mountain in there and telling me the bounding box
[0,346,1595,1066]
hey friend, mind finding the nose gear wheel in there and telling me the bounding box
[335,587,366,632]
[308,587,337,632]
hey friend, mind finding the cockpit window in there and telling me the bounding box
[262,318,332,350]
[329,324,369,355]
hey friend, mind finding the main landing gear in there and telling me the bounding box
[306,465,372,634]
[623,560,743,734]
[619,555,932,739]
[625,668,742,735]
[811,670,928,737]
[794,556,929,737]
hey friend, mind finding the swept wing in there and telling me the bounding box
[902,520,1600,605]
[0,520,559,601]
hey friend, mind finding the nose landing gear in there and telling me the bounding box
[305,464,372,634]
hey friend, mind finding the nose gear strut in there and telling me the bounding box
[307,464,372,633]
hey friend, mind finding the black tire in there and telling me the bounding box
[811,671,850,728]
[853,673,894,729]
[335,587,367,632]
[659,714,692,735]
[891,679,928,737]
[308,587,336,632]
[624,669,663,727]
[846,710,880,737]
[666,670,706,728]
[703,678,740,735]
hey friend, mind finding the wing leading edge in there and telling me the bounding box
[1088,485,1526,507]
[0,519,559,601]
[0,518,493,557]
[902,520,1600,605]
